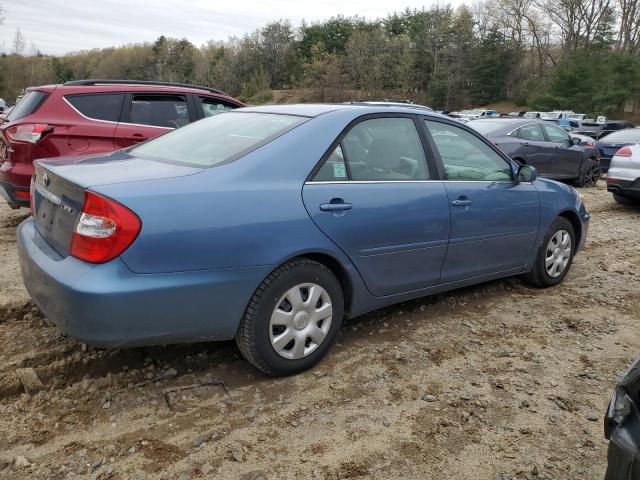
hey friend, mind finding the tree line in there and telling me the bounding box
[1,0,640,115]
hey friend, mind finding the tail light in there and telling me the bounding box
[4,123,52,144]
[616,146,632,157]
[69,191,141,264]
[29,176,36,216]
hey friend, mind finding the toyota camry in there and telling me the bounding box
[18,104,590,375]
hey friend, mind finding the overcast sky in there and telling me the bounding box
[0,0,466,56]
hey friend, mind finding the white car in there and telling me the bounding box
[0,98,6,112]
[607,143,640,205]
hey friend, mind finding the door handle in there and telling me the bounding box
[126,133,148,142]
[451,199,473,207]
[320,199,352,212]
[522,142,531,147]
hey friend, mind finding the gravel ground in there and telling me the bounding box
[0,181,639,479]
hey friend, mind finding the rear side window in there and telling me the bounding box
[66,93,124,122]
[131,112,304,167]
[517,124,544,141]
[6,91,49,122]
[129,95,189,128]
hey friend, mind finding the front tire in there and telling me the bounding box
[522,217,576,288]
[574,159,601,188]
[236,258,344,376]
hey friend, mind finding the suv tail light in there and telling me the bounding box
[29,176,36,217]
[616,146,632,157]
[70,191,141,264]
[5,123,52,144]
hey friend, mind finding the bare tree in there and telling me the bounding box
[617,0,640,52]
[13,28,25,55]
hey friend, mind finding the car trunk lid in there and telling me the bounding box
[32,151,202,257]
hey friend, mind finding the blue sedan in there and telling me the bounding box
[18,104,590,375]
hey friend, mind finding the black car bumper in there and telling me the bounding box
[605,441,640,480]
[607,179,640,199]
[0,179,29,209]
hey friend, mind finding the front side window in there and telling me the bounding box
[129,95,189,128]
[543,124,570,143]
[315,117,429,181]
[425,120,512,181]
[132,112,304,167]
[200,96,236,117]
[66,93,124,122]
[517,124,544,142]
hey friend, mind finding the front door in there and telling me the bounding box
[542,123,583,178]
[302,116,451,297]
[424,119,540,283]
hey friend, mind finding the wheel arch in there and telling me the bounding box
[558,209,582,249]
[293,252,354,316]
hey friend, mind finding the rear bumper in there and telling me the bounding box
[0,179,29,209]
[17,218,271,347]
[607,178,640,199]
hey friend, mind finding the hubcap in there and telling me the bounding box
[545,230,572,278]
[269,283,333,360]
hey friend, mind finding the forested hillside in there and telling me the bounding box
[1,0,640,114]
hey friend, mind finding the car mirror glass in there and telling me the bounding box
[517,164,537,183]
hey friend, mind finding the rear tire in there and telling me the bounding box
[613,193,637,206]
[574,159,601,188]
[236,258,344,376]
[522,217,576,288]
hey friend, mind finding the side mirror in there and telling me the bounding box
[571,136,581,146]
[517,164,537,183]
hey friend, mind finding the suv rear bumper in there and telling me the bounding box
[0,179,29,209]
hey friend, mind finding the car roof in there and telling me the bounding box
[27,82,240,101]
[240,103,447,118]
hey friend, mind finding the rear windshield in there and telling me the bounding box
[600,128,640,143]
[467,120,505,135]
[131,112,305,167]
[6,90,49,122]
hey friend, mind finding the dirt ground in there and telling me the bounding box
[0,181,639,480]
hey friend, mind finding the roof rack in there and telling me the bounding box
[62,79,229,96]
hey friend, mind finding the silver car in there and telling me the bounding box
[607,143,640,205]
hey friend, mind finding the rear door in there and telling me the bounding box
[542,123,583,178]
[302,115,451,297]
[64,93,124,154]
[114,93,193,148]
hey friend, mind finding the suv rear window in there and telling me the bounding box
[66,93,124,122]
[131,112,305,167]
[6,91,49,122]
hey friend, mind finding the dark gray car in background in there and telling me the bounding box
[469,118,602,187]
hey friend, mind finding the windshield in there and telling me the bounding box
[131,112,305,167]
[6,90,50,122]
[540,112,559,120]
[601,128,640,143]
[523,112,539,118]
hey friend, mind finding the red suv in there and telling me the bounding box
[0,80,244,208]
